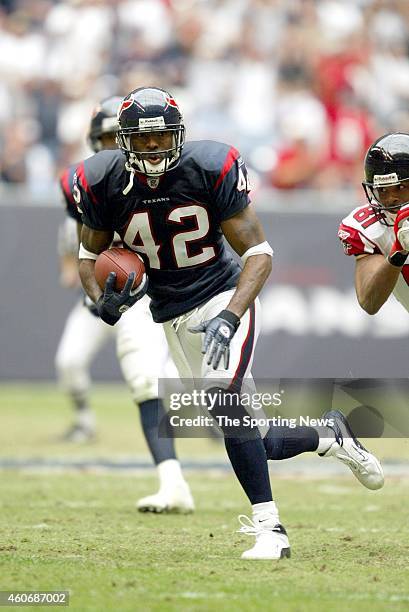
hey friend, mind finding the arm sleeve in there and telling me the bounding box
[212,147,251,222]
[338,222,382,256]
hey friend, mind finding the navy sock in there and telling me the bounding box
[70,390,89,412]
[138,398,177,465]
[207,388,272,504]
[224,437,273,504]
[263,426,319,460]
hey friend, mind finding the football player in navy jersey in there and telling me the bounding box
[74,87,384,560]
[56,97,122,443]
[57,96,194,514]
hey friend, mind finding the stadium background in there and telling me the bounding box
[2,0,409,379]
[1,2,409,610]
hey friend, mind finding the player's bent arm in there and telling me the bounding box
[78,225,114,303]
[355,253,402,315]
[221,206,272,318]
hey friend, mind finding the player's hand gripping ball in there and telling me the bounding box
[94,247,145,291]
[94,248,148,325]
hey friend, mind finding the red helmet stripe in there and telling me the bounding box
[165,94,179,110]
[118,99,134,117]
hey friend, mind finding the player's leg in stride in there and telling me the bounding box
[55,300,109,442]
[262,410,384,490]
[135,393,194,514]
[116,305,194,514]
[169,293,291,560]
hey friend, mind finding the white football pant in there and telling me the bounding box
[163,289,261,390]
[55,295,175,404]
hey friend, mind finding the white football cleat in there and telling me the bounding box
[321,410,384,490]
[137,482,194,514]
[238,513,291,560]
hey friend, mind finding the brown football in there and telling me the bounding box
[94,248,145,291]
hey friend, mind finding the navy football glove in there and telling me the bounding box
[189,309,240,370]
[96,271,148,326]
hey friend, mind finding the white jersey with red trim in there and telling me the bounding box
[339,203,409,312]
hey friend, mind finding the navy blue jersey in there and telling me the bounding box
[71,141,251,322]
[60,165,81,223]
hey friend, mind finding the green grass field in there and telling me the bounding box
[0,384,408,611]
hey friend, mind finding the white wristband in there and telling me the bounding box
[79,243,99,261]
[241,241,274,265]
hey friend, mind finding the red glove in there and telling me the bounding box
[389,207,409,266]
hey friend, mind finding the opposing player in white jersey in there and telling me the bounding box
[55,97,194,514]
[339,133,409,314]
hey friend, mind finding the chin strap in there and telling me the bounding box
[123,163,135,195]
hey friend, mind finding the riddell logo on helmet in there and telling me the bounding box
[373,173,399,186]
[139,117,166,129]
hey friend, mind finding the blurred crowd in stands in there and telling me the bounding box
[1,0,409,196]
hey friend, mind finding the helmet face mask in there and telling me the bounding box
[363,178,409,215]
[117,124,185,176]
[362,133,409,226]
[117,87,185,177]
